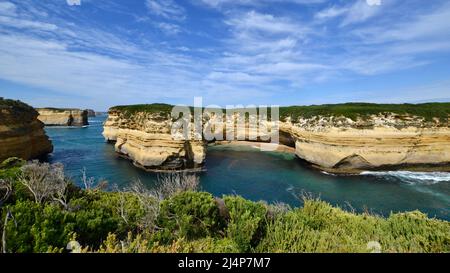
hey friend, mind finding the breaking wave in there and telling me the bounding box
[361,171,450,185]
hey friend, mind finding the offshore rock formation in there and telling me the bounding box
[103,104,450,173]
[103,107,206,171]
[0,98,53,162]
[37,108,89,126]
[86,109,96,117]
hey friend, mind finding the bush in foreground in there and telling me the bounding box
[0,159,449,253]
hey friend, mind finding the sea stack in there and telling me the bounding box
[103,104,206,171]
[86,109,96,117]
[37,108,89,126]
[0,98,53,162]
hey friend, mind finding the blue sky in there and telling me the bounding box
[0,0,449,110]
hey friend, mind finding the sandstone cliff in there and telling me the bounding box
[37,108,89,126]
[103,106,206,171]
[103,103,450,173]
[281,114,450,173]
[86,109,96,117]
[0,98,53,162]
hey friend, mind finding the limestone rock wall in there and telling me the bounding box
[103,107,450,173]
[0,99,53,162]
[37,108,88,126]
[103,110,206,171]
[280,116,450,173]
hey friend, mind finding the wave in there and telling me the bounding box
[361,171,450,185]
[321,171,337,176]
[46,125,89,129]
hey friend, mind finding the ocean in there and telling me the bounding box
[45,115,450,220]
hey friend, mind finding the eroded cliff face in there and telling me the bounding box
[86,109,96,117]
[37,108,88,126]
[0,99,53,162]
[103,107,450,173]
[281,115,450,173]
[103,110,206,171]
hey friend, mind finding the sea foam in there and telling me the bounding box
[361,171,450,185]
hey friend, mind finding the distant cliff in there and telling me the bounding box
[37,108,88,126]
[103,103,450,173]
[86,109,96,117]
[0,98,53,162]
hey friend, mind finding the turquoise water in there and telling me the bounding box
[46,116,450,220]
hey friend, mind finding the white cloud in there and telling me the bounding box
[366,3,450,42]
[0,15,58,31]
[66,0,81,6]
[1,0,449,108]
[199,0,325,8]
[340,0,382,26]
[158,22,181,35]
[226,11,305,35]
[0,1,16,16]
[146,0,185,20]
[366,0,381,6]
[315,0,383,26]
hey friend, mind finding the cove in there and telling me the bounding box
[45,115,450,221]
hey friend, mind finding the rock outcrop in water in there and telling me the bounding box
[103,103,450,173]
[37,108,88,126]
[0,98,53,162]
[103,105,206,171]
[86,109,96,117]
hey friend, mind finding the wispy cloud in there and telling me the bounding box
[0,0,449,109]
[146,0,186,20]
[315,0,383,26]
[199,0,325,8]
[157,22,182,35]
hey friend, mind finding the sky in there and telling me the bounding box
[0,0,449,111]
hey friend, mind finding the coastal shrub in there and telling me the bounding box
[0,159,35,205]
[279,102,450,123]
[94,232,152,253]
[1,157,449,253]
[379,212,450,253]
[153,172,200,199]
[0,157,24,180]
[223,196,267,252]
[256,201,450,253]
[66,190,147,247]
[151,237,240,253]
[110,102,450,123]
[156,191,225,243]
[3,200,72,253]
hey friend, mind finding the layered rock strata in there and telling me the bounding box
[37,108,88,126]
[280,115,450,173]
[103,109,206,171]
[0,98,53,162]
[103,104,450,173]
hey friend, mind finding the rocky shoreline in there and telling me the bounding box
[103,103,450,174]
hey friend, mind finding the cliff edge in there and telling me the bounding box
[103,103,450,173]
[0,98,53,162]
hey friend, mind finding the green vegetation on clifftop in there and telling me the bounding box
[0,97,37,117]
[110,102,450,123]
[279,102,450,122]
